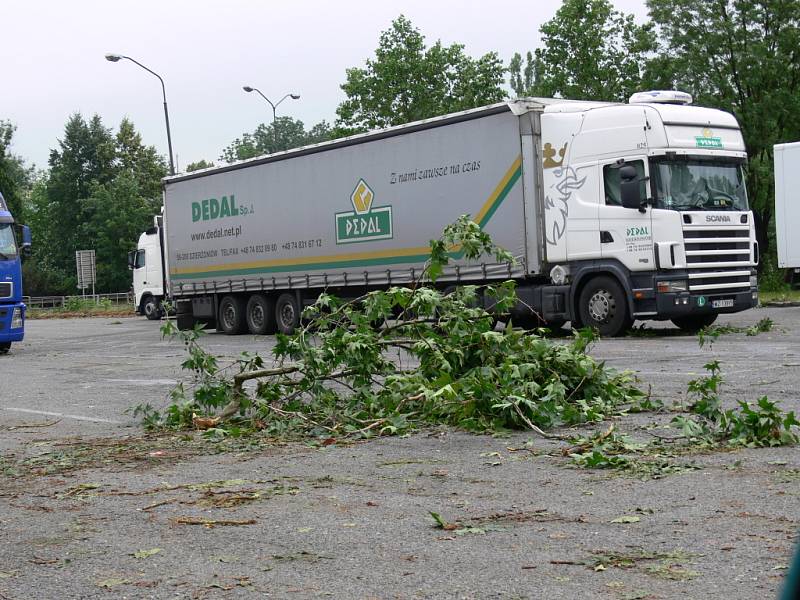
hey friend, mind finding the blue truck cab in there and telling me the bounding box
[0,192,31,354]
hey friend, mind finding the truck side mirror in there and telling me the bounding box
[620,165,646,212]
[16,224,32,259]
[127,250,136,270]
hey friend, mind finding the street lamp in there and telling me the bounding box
[105,53,176,175]
[242,86,300,151]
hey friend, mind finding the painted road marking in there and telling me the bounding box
[2,407,123,425]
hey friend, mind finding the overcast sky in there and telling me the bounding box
[2,0,648,171]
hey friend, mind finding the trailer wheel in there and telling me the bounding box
[275,293,300,335]
[671,314,717,333]
[218,295,247,335]
[141,295,162,321]
[577,276,632,337]
[246,294,277,335]
[0,342,10,355]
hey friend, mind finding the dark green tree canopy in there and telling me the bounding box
[221,117,332,163]
[335,15,506,132]
[510,0,654,101]
[647,0,800,262]
[185,159,215,172]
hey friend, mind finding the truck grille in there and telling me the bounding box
[0,282,10,298]
[683,226,753,294]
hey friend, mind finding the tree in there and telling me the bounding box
[80,174,154,291]
[220,118,332,163]
[186,159,215,172]
[335,15,506,132]
[115,118,167,203]
[647,0,800,267]
[32,114,167,293]
[509,0,654,101]
[0,121,35,219]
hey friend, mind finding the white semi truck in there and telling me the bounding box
[130,92,759,336]
[774,142,800,288]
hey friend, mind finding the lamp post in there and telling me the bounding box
[242,86,300,151]
[105,53,176,175]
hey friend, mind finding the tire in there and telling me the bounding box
[0,342,10,355]
[245,294,277,335]
[577,276,633,337]
[141,295,162,320]
[671,313,718,333]
[218,295,247,335]
[275,293,300,335]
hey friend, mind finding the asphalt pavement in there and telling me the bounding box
[0,307,798,599]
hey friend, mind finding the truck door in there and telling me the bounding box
[598,156,654,271]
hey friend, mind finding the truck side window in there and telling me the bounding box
[134,249,145,268]
[604,160,645,206]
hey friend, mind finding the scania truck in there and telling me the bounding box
[0,192,31,354]
[130,91,758,337]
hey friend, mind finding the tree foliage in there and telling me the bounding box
[221,118,332,163]
[185,159,215,172]
[138,218,643,438]
[0,121,35,220]
[647,0,800,262]
[335,16,506,133]
[510,0,654,101]
[27,114,167,293]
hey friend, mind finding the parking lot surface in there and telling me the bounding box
[0,307,798,599]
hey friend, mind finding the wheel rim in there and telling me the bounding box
[587,289,615,323]
[279,302,295,328]
[144,301,154,316]
[222,304,237,329]
[250,304,264,329]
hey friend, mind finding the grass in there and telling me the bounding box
[759,289,800,304]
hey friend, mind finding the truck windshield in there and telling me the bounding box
[650,159,748,211]
[0,224,18,259]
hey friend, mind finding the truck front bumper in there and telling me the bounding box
[0,302,25,342]
[650,288,758,320]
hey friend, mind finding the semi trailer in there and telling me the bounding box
[0,192,31,354]
[130,92,759,337]
[774,142,800,288]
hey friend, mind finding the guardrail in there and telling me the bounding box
[23,292,134,309]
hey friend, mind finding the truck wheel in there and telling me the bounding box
[671,314,717,333]
[275,293,300,335]
[0,342,10,355]
[246,294,277,335]
[218,295,247,335]
[577,276,632,337]
[142,295,162,320]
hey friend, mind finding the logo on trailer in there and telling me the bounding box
[695,128,723,149]
[335,179,393,244]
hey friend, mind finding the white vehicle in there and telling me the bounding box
[774,142,800,287]
[130,215,165,320]
[130,91,758,336]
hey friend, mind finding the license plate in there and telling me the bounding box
[712,299,734,308]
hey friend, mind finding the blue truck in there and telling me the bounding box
[0,192,31,354]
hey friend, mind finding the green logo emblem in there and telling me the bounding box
[695,128,723,149]
[335,179,393,244]
[697,296,707,307]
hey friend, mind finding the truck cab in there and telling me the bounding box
[129,216,165,320]
[0,192,31,354]
[540,91,758,333]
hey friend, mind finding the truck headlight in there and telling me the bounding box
[657,280,689,293]
[750,275,758,288]
[11,307,23,329]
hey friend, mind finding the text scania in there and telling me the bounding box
[192,195,239,222]
[706,215,732,223]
